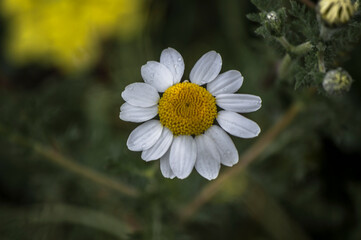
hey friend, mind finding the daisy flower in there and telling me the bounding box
[119,48,261,180]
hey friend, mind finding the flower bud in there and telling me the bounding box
[322,68,353,95]
[264,11,282,36]
[318,0,357,26]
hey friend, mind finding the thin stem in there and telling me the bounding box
[276,36,293,52]
[243,178,312,240]
[297,0,316,9]
[35,144,140,197]
[279,53,292,79]
[293,41,313,55]
[178,102,304,222]
[0,125,139,198]
[276,37,313,56]
[318,53,326,73]
[1,204,135,239]
[317,45,326,73]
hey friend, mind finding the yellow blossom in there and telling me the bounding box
[1,0,143,72]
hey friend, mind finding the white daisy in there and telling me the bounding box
[119,48,261,180]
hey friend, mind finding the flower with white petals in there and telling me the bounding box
[119,48,261,180]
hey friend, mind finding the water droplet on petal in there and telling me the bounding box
[177,57,182,62]
[141,143,147,148]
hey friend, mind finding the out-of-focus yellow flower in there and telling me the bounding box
[1,0,143,72]
[318,0,357,25]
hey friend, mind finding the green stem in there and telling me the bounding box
[319,24,335,42]
[317,46,326,73]
[297,0,316,9]
[276,37,313,56]
[243,177,312,240]
[293,41,313,55]
[276,36,293,52]
[1,204,134,239]
[179,102,304,222]
[279,53,292,79]
[0,123,139,198]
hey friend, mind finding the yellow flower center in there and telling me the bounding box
[158,82,217,136]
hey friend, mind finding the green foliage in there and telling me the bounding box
[288,0,319,43]
[1,1,361,240]
[247,8,287,39]
[293,52,324,89]
[248,0,361,91]
[250,0,284,11]
[326,21,361,65]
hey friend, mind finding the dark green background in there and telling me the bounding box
[1,0,361,239]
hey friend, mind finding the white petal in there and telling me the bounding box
[126,120,163,151]
[141,127,173,161]
[121,83,159,107]
[160,150,175,179]
[169,135,197,179]
[216,94,262,113]
[190,51,222,85]
[205,125,238,167]
[141,61,174,92]
[119,103,158,123]
[207,70,244,96]
[217,111,261,138]
[195,134,221,180]
[160,47,184,84]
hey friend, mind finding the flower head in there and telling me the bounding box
[120,48,262,180]
[323,67,353,94]
[318,0,357,25]
[264,11,283,36]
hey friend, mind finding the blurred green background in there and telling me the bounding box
[1,0,361,239]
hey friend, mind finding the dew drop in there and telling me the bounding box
[141,143,147,149]
[177,57,182,62]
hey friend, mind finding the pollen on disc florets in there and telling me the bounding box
[158,82,217,136]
